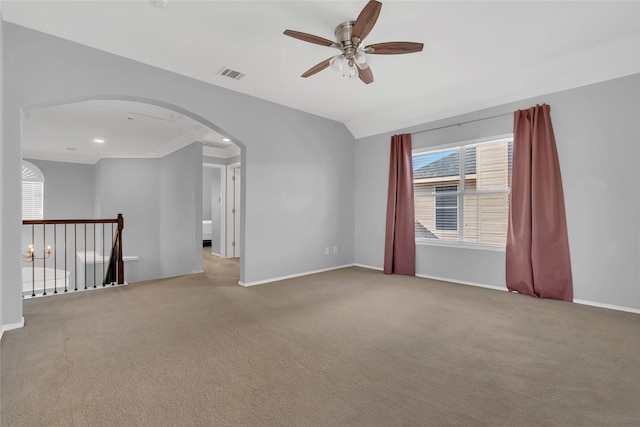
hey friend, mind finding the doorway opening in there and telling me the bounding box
[20,97,245,287]
[202,160,241,262]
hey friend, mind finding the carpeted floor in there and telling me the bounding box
[1,249,639,426]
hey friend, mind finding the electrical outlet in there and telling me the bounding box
[325,247,329,254]
[333,246,338,254]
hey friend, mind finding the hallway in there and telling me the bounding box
[202,247,240,286]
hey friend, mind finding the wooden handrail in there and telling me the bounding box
[104,214,125,285]
[21,214,125,295]
[23,219,119,225]
[117,214,124,285]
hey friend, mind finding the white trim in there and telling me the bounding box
[156,130,201,158]
[2,317,26,337]
[412,134,513,155]
[210,251,221,257]
[415,273,507,292]
[203,163,225,257]
[213,260,640,314]
[408,271,640,314]
[22,150,98,165]
[203,163,225,169]
[226,163,241,258]
[413,135,512,247]
[203,145,240,159]
[573,299,640,315]
[354,263,383,271]
[238,264,356,287]
[416,239,506,252]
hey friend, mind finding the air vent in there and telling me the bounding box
[217,67,246,81]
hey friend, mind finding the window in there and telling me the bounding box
[22,161,45,220]
[413,137,513,246]
[435,185,458,231]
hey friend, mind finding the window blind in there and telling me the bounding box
[413,138,512,245]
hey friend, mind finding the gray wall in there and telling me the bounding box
[355,74,640,310]
[2,23,355,326]
[159,142,203,278]
[202,166,214,221]
[94,157,162,283]
[93,143,202,282]
[211,168,221,254]
[26,159,95,219]
[0,10,4,330]
[202,165,222,255]
[203,155,232,255]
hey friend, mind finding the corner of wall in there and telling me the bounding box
[1,9,6,333]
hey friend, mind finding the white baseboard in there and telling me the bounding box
[2,317,26,339]
[415,273,507,292]
[415,275,640,313]
[252,263,639,314]
[211,252,221,257]
[354,263,383,271]
[239,264,356,287]
[573,299,640,315]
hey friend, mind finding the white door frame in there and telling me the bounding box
[226,162,241,258]
[202,161,241,259]
[202,163,225,257]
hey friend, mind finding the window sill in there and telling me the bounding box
[415,239,506,252]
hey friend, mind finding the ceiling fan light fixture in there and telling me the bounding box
[330,55,345,72]
[283,0,423,85]
[347,61,358,79]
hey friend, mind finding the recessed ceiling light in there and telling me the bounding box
[149,0,168,8]
[222,137,231,142]
[93,138,105,143]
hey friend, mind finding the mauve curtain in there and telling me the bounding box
[506,104,573,301]
[384,134,415,275]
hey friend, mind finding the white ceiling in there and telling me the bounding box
[21,100,240,164]
[3,1,640,162]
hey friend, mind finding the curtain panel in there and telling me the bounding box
[384,134,416,276]
[506,104,573,301]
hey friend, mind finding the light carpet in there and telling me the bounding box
[2,250,639,426]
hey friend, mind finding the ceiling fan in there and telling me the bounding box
[283,0,423,85]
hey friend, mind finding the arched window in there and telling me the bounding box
[22,160,45,220]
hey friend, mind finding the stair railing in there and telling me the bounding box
[21,214,125,297]
[104,214,124,286]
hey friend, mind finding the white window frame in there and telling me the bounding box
[413,134,512,251]
[22,160,45,220]
[434,184,458,231]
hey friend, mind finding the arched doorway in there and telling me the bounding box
[20,97,245,285]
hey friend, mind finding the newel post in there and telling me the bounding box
[117,213,124,284]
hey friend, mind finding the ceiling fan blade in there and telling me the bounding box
[284,30,337,48]
[358,65,374,85]
[351,0,382,42]
[301,57,333,78]
[365,42,424,55]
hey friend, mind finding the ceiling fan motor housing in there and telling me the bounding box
[335,21,358,59]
